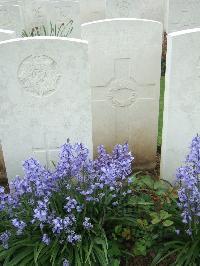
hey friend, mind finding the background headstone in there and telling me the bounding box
[80,0,105,24]
[0,3,23,36]
[0,37,92,180]
[0,29,15,41]
[47,0,81,38]
[82,19,162,169]
[106,0,165,25]
[22,0,48,34]
[165,0,200,33]
[161,29,200,181]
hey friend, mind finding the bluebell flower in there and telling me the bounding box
[67,231,81,244]
[42,234,51,245]
[11,218,26,235]
[0,231,11,249]
[176,135,200,235]
[63,259,70,266]
[52,217,64,234]
[64,197,78,213]
[83,217,93,230]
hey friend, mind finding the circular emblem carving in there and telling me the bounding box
[18,55,61,97]
[108,80,136,107]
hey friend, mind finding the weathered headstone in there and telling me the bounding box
[80,0,105,23]
[165,0,200,33]
[106,0,165,25]
[82,19,162,169]
[47,0,81,38]
[0,37,92,180]
[0,29,15,41]
[161,29,200,181]
[22,0,48,33]
[0,3,23,36]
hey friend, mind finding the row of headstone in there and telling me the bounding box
[1,3,200,181]
[0,0,81,38]
[0,18,163,179]
[5,0,200,37]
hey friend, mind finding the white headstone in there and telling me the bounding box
[80,0,105,24]
[161,29,200,181]
[22,0,48,33]
[106,0,165,25]
[166,0,200,33]
[47,0,81,38]
[0,37,92,180]
[82,19,162,169]
[0,29,15,41]
[0,3,23,36]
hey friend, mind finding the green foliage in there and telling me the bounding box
[107,175,178,262]
[151,235,200,266]
[21,21,74,38]
[151,209,200,265]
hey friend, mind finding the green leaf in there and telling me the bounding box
[114,225,122,234]
[5,247,33,266]
[152,217,161,224]
[85,241,94,264]
[111,259,120,266]
[160,210,172,220]
[94,246,108,266]
[140,175,155,189]
[34,242,45,265]
[162,220,174,227]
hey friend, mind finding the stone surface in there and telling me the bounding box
[106,0,165,25]
[47,0,81,38]
[166,0,200,33]
[80,0,105,23]
[0,36,92,180]
[22,0,48,33]
[161,29,200,181]
[0,3,23,36]
[82,19,162,169]
[0,29,15,41]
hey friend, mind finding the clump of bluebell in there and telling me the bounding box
[176,135,200,236]
[0,142,133,265]
[152,137,200,266]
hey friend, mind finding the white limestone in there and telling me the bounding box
[0,29,15,41]
[166,0,200,33]
[47,0,81,38]
[80,0,105,24]
[82,19,162,169]
[0,37,92,179]
[0,3,23,36]
[22,0,48,33]
[161,29,200,181]
[106,0,165,25]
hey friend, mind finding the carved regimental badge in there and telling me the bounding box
[18,55,61,97]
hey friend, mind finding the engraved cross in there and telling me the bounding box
[32,134,60,169]
[93,58,155,106]
[92,58,156,145]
